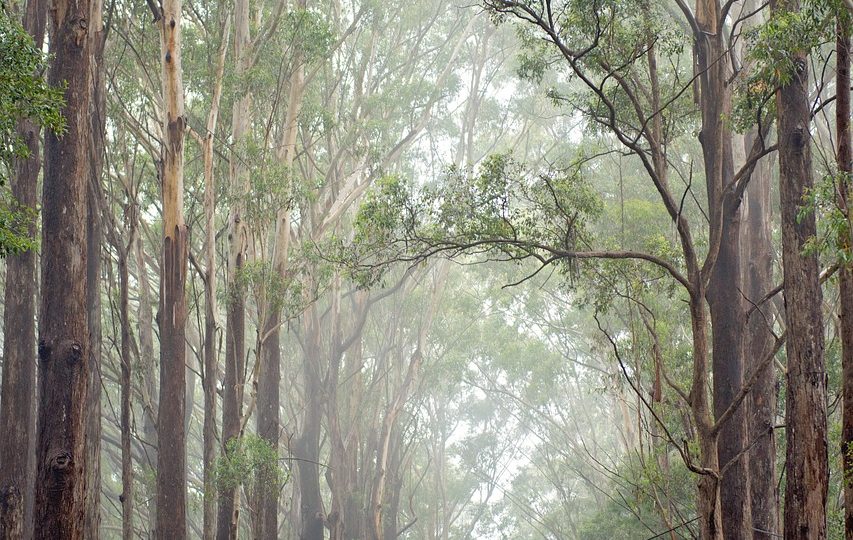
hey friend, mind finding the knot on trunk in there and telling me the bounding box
[47,449,73,472]
[37,339,50,363]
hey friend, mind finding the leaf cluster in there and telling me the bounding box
[0,10,65,256]
[212,434,287,495]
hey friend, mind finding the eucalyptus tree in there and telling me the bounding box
[33,0,97,532]
[0,3,61,535]
[836,1,853,535]
[350,0,790,536]
[152,0,190,532]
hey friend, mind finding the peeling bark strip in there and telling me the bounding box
[154,0,188,535]
[33,0,92,535]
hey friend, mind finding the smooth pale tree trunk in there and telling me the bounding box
[154,0,189,535]
[368,265,446,540]
[0,0,45,536]
[773,1,828,537]
[217,0,250,534]
[33,0,93,533]
[199,17,229,540]
[836,9,853,538]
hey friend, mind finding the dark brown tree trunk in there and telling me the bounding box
[119,243,134,540]
[743,130,777,540]
[707,201,749,540]
[202,240,218,540]
[774,0,828,537]
[217,292,244,540]
[836,8,853,538]
[256,314,281,539]
[154,0,188,535]
[33,0,93,533]
[0,0,45,536]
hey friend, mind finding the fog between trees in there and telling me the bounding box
[0,0,852,538]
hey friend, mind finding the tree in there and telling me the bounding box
[836,1,853,536]
[767,0,830,536]
[153,0,189,534]
[0,1,54,536]
[216,0,251,533]
[33,0,94,533]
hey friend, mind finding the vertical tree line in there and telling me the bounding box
[1,0,853,539]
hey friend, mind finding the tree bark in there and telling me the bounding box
[0,0,45,536]
[200,16,229,539]
[119,242,134,540]
[774,1,828,537]
[255,43,304,539]
[217,0,250,534]
[0,488,23,539]
[693,1,750,536]
[85,2,106,534]
[743,129,777,539]
[33,0,93,533]
[136,234,159,534]
[154,0,189,535]
[297,307,325,540]
[836,7,853,538]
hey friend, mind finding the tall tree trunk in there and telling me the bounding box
[297,306,325,540]
[33,0,93,532]
[256,42,305,540]
[136,234,159,534]
[119,241,134,540]
[217,0,250,534]
[836,7,853,538]
[773,0,828,537]
[85,2,106,534]
[154,0,189,535]
[743,130,777,539]
[694,0,750,535]
[84,180,103,540]
[0,0,45,536]
[200,16,229,539]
